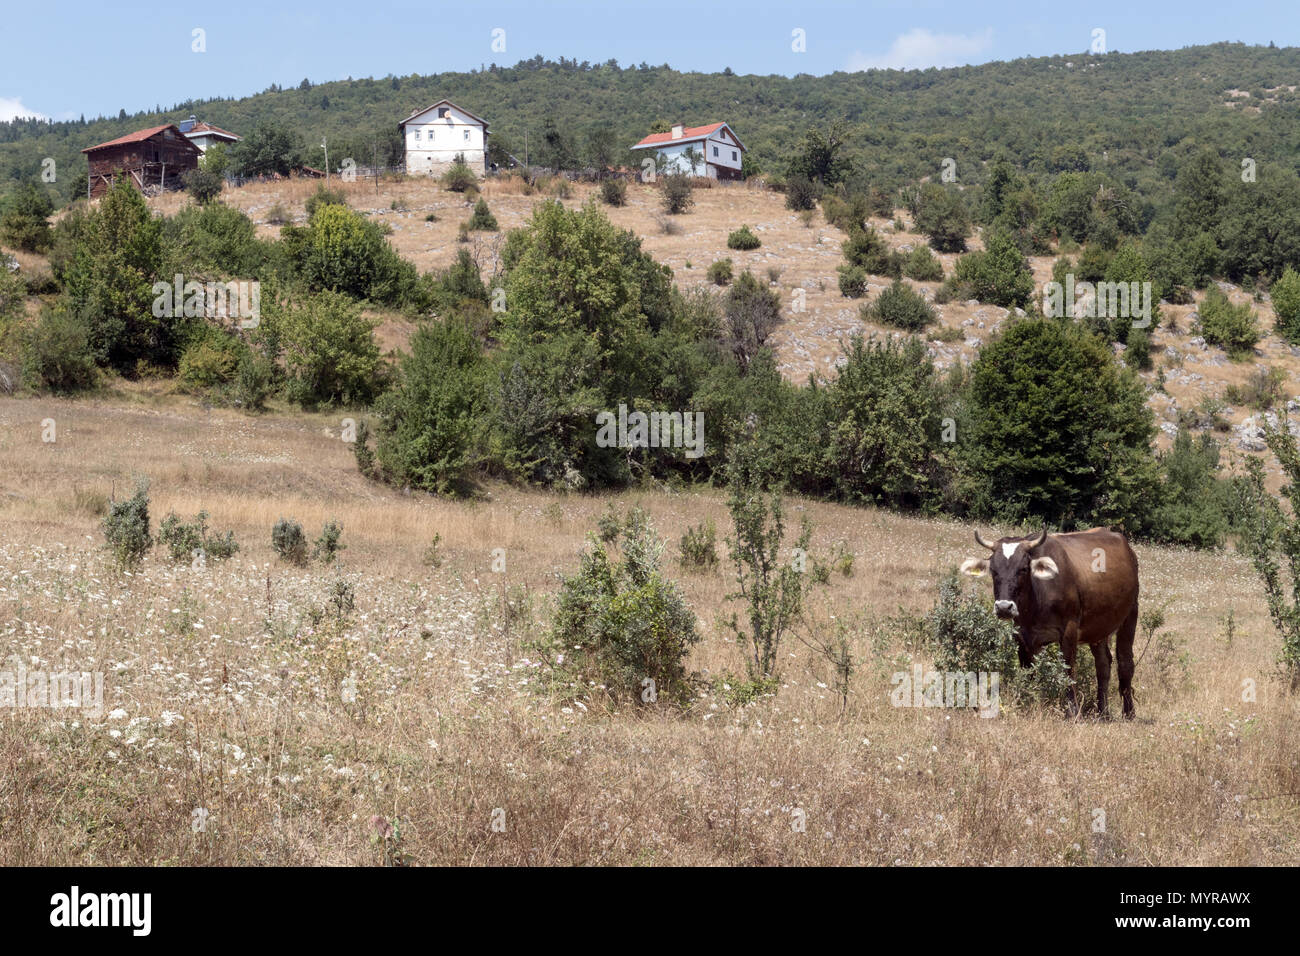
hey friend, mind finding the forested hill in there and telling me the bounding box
[4,41,1300,205]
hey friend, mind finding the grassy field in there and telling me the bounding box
[1,387,1297,865]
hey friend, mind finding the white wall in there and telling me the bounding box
[640,128,744,177]
[403,103,488,175]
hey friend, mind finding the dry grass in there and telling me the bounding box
[0,389,1297,865]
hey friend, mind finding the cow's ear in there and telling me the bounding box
[959,558,988,577]
[1030,556,1059,579]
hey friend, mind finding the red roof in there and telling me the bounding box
[632,122,741,149]
[186,122,241,141]
[82,124,198,153]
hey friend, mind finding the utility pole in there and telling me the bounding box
[322,137,329,181]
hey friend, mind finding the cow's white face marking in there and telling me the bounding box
[1030,556,1059,579]
[1001,542,1019,560]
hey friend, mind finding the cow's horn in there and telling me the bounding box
[1027,526,1048,549]
[974,530,996,550]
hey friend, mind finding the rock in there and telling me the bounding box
[1159,422,1180,440]
[1236,416,1268,451]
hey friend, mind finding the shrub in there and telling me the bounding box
[466,198,498,231]
[1224,365,1285,412]
[233,350,274,411]
[912,183,971,252]
[837,264,868,298]
[265,203,290,225]
[182,167,224,205]
[1197,286,1260,359]
[177,328,244,391]
[441,161,478,193]
[600,178,627,207]
[727,225,761,250]
[103,481,152,570]
[1271,266,1300,343]
[707,258,734,286]
[954,228,1034,308]
[661,173,694,214]
[679,520,718,570]
[304,184,347,218]
[21,307,97,393]
[840,226,903,280]
[293,202,417,306]
[550,508,701,705]
[158,510,239,563]
[784,175,821,212]
[1124,327,1153,370]
[313,520,345,564]
[422,532,443,568]
[0,181,54,252]
[272,517,309,566]
[267,291,382,407]
[1151,428,1229,549]
[722,271,782,371]
[862,279,936,331]
[373,316,486,496]
[721,444,811,680]
[903,245,944,281]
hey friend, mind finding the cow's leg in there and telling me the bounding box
[1092,639,1112,719]
[1116,602,1138,719]
[1061,624,1081,718]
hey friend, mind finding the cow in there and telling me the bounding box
[960,527,1140,719]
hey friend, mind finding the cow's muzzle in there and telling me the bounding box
[994,600,1018,620]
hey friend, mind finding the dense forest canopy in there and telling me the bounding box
[3,42,1300,206]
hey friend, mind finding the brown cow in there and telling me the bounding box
[960,527,1140,718]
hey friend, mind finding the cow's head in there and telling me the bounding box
[959,528,1058,622]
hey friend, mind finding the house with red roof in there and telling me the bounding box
[630,121,746,180]
[178,115,242,154]
[81,123,201,198]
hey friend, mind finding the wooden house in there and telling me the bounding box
[82,124,201,198]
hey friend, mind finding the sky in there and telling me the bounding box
[3,0,1298,123]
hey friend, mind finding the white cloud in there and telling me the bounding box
[0,97,47,122]
[847,28,995,72]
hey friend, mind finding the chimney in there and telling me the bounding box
[671,122,684,140]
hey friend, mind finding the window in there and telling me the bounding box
[437,107,449,118]
[413,130,420,140]
[713,145,719,157]
[464,129,470,141]
[732,150,738,161]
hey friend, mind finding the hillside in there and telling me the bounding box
[0,387,1296,865]
[4,43,1300,206]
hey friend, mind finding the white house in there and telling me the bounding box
[398,99,490,177]
[630,122,746,180]
[178,116,241,154]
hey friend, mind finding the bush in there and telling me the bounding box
[840,226,903,280]
[707,258,734,286]
[304,184,347,218]
[21,307,97,393]
[158,510,239,563]
[0,181,54,252]
[727,225,761,250]
[182,167,224,205]
[903,245,944,281]
[466,198,498,231]
[661,174,694,214]
[233,350,274,411]
[292,202,418,306]
[954,228,1034,308]
[441,161,478,193]
[272,517,309,566]
[837,264,868,298]
[722,271,782,371]
[784,176,821,212]
[1124,327,1153,370]
[103,481,152,570]
[679,520,718,570]
[313,520,345,564]
[1271,266,1300,343]
[373,316,486,496]
[1197,286,1260,359]
[267,291,382,407]
[600,178,627,206]
[912,183,971,252]
[862,279,936,331]
[1150,429,1229,549]
[550,508,701,705]
[177,328,245,392]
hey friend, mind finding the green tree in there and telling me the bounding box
[267,290,383,406]
[232,121,303,176]
[954,228,1033,308]
[787,122,852,188]
[1270,266,1300,343]
[913,183,971,252]
[0,181,54,252]
[962,318,1158,530]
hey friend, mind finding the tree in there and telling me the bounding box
[787,122,852,188]
[373,316,486,495]
[232,121,302,176]
[1,181,54,252]
[584,123,618,173]
[182,167,224,205]
[722,270,782,372]
[61,177,167,371]
[955,228,1034,308]
[267,290,383,407]
[1270,266,1300,343]
[962,318,1158,530]
[913,183,971,252]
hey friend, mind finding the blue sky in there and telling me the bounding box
[3,0,1297,122]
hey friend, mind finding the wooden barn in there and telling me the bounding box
[82,124,201,199]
